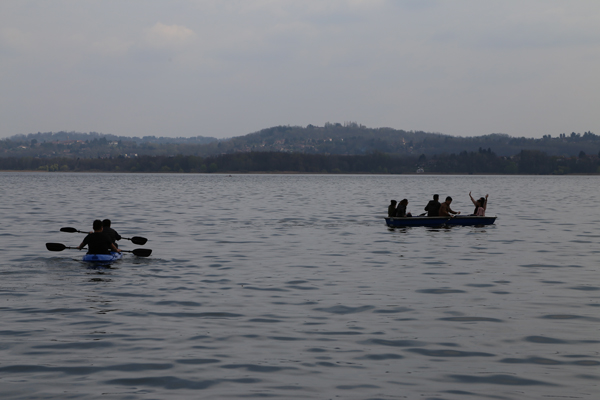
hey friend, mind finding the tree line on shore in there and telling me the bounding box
[3,125,600,159]
[1,149,599,174]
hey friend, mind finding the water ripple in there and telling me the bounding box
[314,305,375,314]
[360,339,425,347]
[221,364,297,373]
[407,348,495,357]
[355,353,404,360]
[439,317,503,322]
[524,336,600,344]
[446,374,558,386]
[105,376,260,390]
[0,363,173,375]
[416,288,466,294]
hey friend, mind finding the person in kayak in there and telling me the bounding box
[78,219,121,254]
[469,192,488,216]
[102,219,122,246]
[439,196,461,217]
[424,194,441,216]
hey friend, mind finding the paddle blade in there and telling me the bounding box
[46,243,67,252]
[132,248,152,257]
[60,227,79,233]
[129,236,148,245]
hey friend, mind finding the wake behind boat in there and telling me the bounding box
[385,215,497,228]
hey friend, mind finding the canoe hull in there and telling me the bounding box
[385,216,497,228]
[82,252,123,264]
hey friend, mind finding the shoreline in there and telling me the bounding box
[1,170,599,176]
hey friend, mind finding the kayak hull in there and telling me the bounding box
[82,252,123,264]
[385,216,497,228]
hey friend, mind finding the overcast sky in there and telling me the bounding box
[1,0,599,139]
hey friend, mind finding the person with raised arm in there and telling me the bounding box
[469,192,488,216]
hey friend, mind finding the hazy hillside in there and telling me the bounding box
[216,123,600,157]
[2,124,599,159]
[8,131,218,145]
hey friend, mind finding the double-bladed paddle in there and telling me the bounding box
[122,236,148,245]
[46,243,78,251]
[122,248,152,257]
[46,243,152,257]
[60,227,148,245]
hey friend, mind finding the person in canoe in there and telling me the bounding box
[78,219,121,254]
[388,200,398,217]
[424,194,441,216]
[439,196,461,217]
[395,199,413,217]
[469,192,488,216]
[102,219,122,246]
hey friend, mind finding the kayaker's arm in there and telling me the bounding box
[111,243,121,253]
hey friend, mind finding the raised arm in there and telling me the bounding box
[482,194,489,211]
[468,191,477,206]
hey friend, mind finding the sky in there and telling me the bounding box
[1,0,599,139]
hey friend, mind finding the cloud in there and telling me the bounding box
[143,22,196,49]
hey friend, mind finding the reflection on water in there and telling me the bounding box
[1,172,599,400]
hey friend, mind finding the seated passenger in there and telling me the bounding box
[388,200,398,217]
[78,219,121,254]
[395,199,412,217]
[439,196,460,217]
[102,219,122,246]
[424,194,441,216]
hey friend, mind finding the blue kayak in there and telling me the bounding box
[82,252,123,264]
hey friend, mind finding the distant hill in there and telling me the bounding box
[2,124,599,159]
[8,131,219,145]
[214,123,600,157]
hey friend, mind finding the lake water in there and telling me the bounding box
[1,172,599,400]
